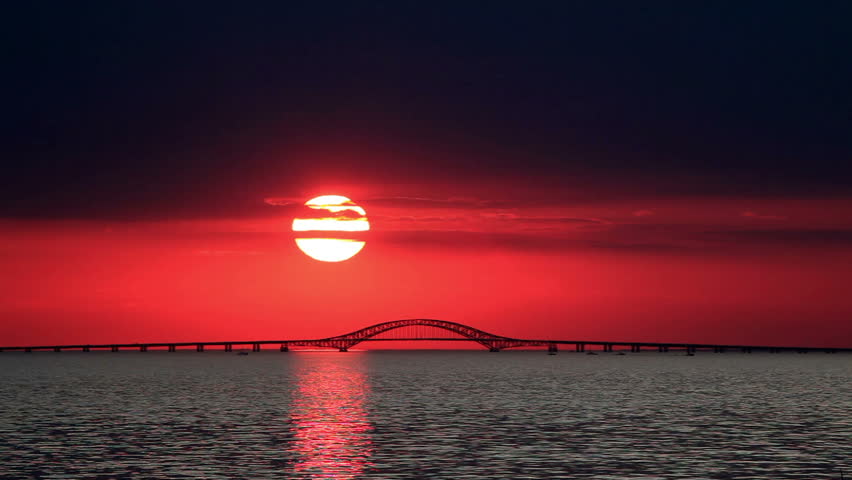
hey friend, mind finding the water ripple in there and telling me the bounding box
[0,352,849,479]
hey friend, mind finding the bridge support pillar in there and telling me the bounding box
[547,344,557,353]
[603,344,613,352]
[83,347,90,352]
[196,344,204,352]
[658,346,669,353]
[168,345,176,352]
[339,347,348,352]
[280,345,289,352]
[111,346,118,352]
[575,343,585,352]
[489,347,500,352]
[631,344,640,353]
[687,346,696,354]
[742,347,752,353]
[252,343,261,352]
[54,347,60,352]
[224,344,232,352]
[25,348,32,353]
[140,346,148,352]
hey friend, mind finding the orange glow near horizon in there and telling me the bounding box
[293,195,369,262]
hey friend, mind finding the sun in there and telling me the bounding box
[292,195,369,262]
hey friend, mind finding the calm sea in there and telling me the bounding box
[0,351,849,479]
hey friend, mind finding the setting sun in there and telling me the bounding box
[292,195,369,262]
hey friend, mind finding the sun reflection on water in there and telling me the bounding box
[290,354,373,479]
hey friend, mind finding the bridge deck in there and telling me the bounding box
[1,318,849,353]
[1,338,849,352]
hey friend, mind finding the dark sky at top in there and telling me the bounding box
[4,1,852,219]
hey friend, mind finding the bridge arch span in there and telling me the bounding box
[321,318,543,351]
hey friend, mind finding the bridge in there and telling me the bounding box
[0,319,849,354]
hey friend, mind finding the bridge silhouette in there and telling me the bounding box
[0,319,849,354]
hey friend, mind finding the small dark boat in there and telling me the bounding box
[685,352,695,356]
[237,351,249,356]
[586,351,598,355]
[616,352,626,355]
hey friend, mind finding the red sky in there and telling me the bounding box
[4,4,852,349]
[2,187,851,348]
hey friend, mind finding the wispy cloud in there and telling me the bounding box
[258,194,852,253]
[741,211,787,221]
[264,197,301,207]
[193,249,265,257]
[267,195,565,210]
[267,195,612,233]
[633,209,655,217]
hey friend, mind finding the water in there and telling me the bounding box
[0,351,849,479]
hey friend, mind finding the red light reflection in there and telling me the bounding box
[290,353,373,478]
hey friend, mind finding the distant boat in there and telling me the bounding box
[616,352,626,355]
[685,352,695,356]
[586,351,598,355]
[237,351,249,356]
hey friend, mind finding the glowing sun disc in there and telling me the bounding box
[292,195,369,262]
[295,238,366,262]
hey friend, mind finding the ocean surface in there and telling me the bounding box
[0,351,849,479]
